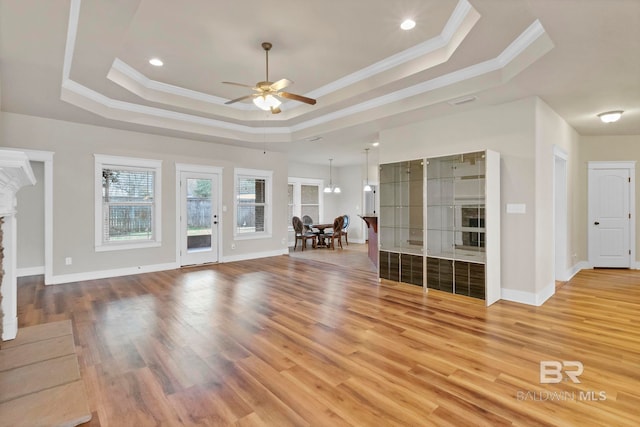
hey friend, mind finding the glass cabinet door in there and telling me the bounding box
[426,156,455,258]
[452,151,486,263]
[379,160,424,255]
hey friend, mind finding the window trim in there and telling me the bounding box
[234,168,273,240]
[94,154,162,252]
[288,177,324,231]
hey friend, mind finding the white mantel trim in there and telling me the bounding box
[0,149,36,341]
[0,150,37,216]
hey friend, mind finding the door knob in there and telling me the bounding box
[594,221,600,225]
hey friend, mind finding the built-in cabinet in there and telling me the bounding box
[378,150,500,305]
[379,160,424,286]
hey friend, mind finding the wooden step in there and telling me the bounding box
[0,381,92,427]
[0,320,91,427]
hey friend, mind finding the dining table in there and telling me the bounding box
[310,223,333,247]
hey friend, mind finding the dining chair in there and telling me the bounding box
[292,216,317,251]
[301,215,317,234]
[341,214,350,245]
[325,215,345,250]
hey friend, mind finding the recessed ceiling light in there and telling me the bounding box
[401,19,416,30]
[597,110,623,123]
[149,58,163,67]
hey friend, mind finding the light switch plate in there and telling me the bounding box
[506,203,526,214]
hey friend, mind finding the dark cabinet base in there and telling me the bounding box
[427,257,485,300]
[379,251,423,287]
[379,253,484,299]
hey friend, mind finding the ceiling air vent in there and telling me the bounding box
[448,96,477,106]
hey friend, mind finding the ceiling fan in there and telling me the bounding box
[223,42,317,114]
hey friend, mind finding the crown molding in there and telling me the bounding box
[109,59,253,110]
[104,0,479,120]
[60,0,552,143]
[307,0,477,99]
[61,79,293,140]
[291,22,553,133]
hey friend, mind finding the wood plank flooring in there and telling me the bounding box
[13,257,640,426]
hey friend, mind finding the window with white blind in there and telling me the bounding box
[234,168,272,239]
[94,155,162,251]
[288,177,323,229]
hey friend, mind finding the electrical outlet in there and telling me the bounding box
[231,243,236,250]
[65,257,72,265]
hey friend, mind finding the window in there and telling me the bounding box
[95,155,162,251]
[234,168,272,239]
[288,177,323,229]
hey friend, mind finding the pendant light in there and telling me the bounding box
[363,148,372,192]
[324,158,341,193]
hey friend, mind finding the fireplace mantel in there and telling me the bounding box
[1,149,36,341]
[0,150,36,216]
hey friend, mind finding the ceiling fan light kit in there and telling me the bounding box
[253,94,281,111]
[223,42,317,114]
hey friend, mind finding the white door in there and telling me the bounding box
[588,166,631,268]
[180,172,219,266]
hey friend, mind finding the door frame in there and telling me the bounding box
[553,146,569,281]
[9,149,55,285]
[587,161,635,268]
[175,163,223,266]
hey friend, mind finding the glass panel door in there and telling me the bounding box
[180,171,219,266]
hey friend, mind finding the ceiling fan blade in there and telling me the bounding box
[224,94,256,105]
[278,91,317,105]
[269,78,292,92]
[270,106,282,114]
[222,81,258,90]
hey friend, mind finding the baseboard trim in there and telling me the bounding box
[2,316,18,341]
[17,266,45,277]
[501,281,555,306]
[566,261,590,280]
[49,262,179,285]
[221,248,288,263]
[47,248,289,285]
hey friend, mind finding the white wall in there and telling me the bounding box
[380,97,540,300]
[1,112,289,282]
[334,165,366,243]
[16,161,44,273]
[534,98,580,289]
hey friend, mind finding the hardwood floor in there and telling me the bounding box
[288,243,376,273]
[14,258,640,426]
